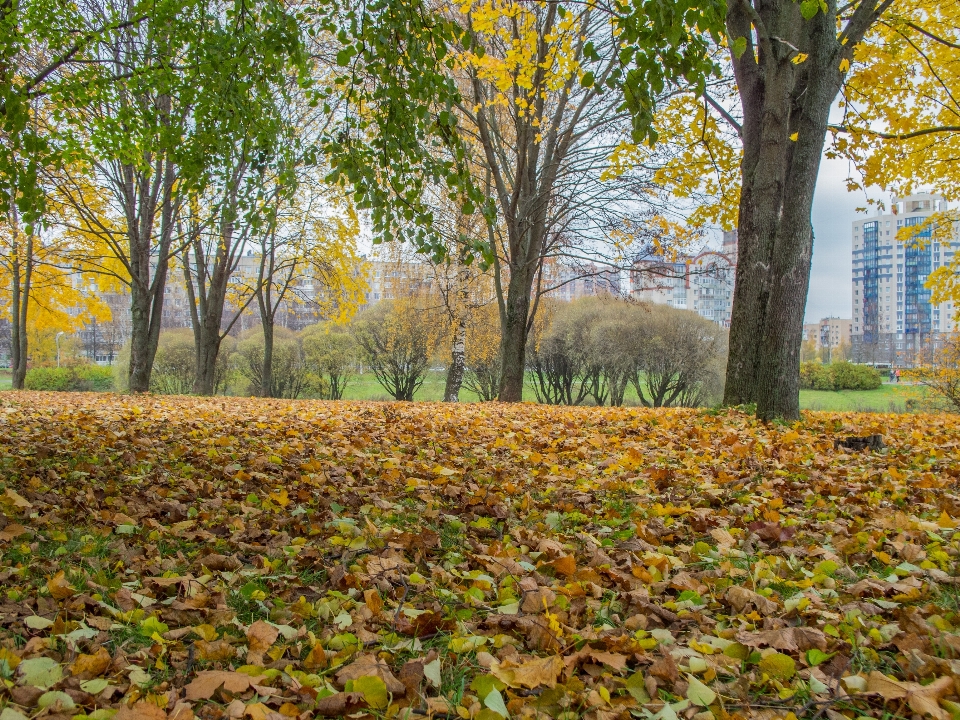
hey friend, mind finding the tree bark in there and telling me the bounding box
[9,224,32,390]
[722,0,890,420]
[444,314,467,402]
[260,307,275,397]
[497,260,534,401]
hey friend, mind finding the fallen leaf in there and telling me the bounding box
[245,620,279,665]
[185,671,267,701]
[489,654,563,689]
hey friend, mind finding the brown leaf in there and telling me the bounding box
[364,588,383,615]
[725,586,778,615]
[47,570,76,600]
[545,555,577,577]
[867,671,953,720]
[649,651,679,684]
[185,671,267,701]
[246,620,279,665]
[490,654,563,689]
[737,627,827,652]
[399,658,425,696]
[335,654,406,696]
[115,701,169,719]
[195,639,237,662]
[199,554,242,572]
[314,691,368,716]
[69,647,112,678]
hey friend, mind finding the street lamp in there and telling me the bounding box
[56,331,66,368]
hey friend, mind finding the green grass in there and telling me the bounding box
[4,366,925,413]
[799,382,922,412]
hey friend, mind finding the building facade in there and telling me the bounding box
[852,193,957,366]
[630,232,737,328]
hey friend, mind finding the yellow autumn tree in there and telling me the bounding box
[446,0,694,401]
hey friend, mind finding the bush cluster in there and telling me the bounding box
[25,365,115,392]
[528,297,728,407]
[799,361,882,391]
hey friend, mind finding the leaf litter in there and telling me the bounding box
[0,392,959,720]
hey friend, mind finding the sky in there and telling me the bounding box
[805,154,884,324]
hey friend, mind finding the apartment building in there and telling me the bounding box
[630,231,737,328]
[852,192,958,365]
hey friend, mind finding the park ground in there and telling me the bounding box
[0,392,958,719]
[0,369,925,411]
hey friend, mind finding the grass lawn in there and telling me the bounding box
[799,382,924,412]
[4,367,930,413]
[0,392,956,718]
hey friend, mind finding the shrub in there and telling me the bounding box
[800,362,835,390]
[25,365,114,392]
[831,361,882,390]
[799,361,881,391]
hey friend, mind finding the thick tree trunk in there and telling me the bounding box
[444,315,467,402]
[497,263,533,402]
[123,151,178,393]
[128,269,167,393]
[721,0,884,419]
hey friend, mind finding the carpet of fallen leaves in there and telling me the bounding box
[0,393,960,720]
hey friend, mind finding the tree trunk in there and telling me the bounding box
[721,0,886,420]
[444,314,466,402]
[124,151,178,393]
[10,231,32,390]
[261,316,274,397]
[497,262,534,401]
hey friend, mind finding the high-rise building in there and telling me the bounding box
[630,235,737,328]
[851,192,957,365]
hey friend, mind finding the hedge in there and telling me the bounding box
[799,361,882,391]
[24,366,115,392]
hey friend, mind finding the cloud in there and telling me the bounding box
[807,155,884,323]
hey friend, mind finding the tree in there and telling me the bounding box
[51,0,307,393]
[249,187,365,398]
[713,0,896,420]
[234,328,314,399]
[451,0,696,401]
[526,298,727,407]
[612,0,901,419]
[352,299,443,401]
[462,301,502,402]
[322,0,723,403]
[905,335,960,412]
[632,304,726,408]
[0,198,107,388]
[301,324,357,400]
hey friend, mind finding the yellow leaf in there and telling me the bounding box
[791,53,809,64]
[47,571,76,600]
[839,58,850,72]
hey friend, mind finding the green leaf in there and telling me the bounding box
[471,674,506,698]
[759,652,796,680]
[800,0,820,19]
[424,658,442,686]
[625,671,651,703]
[352,675,389,709]
[483,688,509,718]
[581,72,595,88]
[732,36,748,58]
[806,649,836,666]
[37,690,75,710]
[686,675,716,707]
[17,657,62,689]
[80,678,111,694]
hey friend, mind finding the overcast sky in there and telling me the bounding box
[806,154,886,323]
